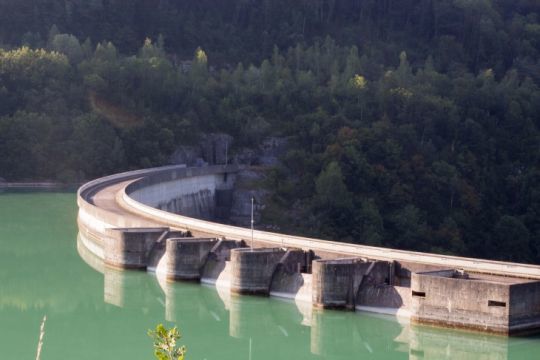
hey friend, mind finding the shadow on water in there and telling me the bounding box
[76,234,540,360]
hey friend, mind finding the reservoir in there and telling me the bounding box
[1,190,540,359]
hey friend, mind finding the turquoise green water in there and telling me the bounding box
[1,191,540,359]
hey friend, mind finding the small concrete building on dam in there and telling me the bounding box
[77,164,540,336]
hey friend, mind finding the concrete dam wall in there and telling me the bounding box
[127,169,234,221]
[77,165,540,335]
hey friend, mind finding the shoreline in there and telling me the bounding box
[0,182,81,189]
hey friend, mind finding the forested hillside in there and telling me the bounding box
[0,0,539,263]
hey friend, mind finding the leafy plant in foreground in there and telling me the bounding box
[148,324,186,360]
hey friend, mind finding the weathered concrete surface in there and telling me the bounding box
[76,164,540,335]
[509,282,540,333]
[230,247,286,295]
[312,259,350,309]
[269,249,308,298]
[77,165,235,264]
[165,238,218,280]
[146,230,189,271]
[411,270,540,335]
[201,239,246,282]
[356,285,411,316]
[128,169,235,221]
[312,258,391,310]
[79,165,540,280]
[104,227,169,269]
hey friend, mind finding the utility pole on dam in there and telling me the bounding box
[251,196,254,250]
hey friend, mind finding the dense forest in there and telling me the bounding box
[0,0,539,263]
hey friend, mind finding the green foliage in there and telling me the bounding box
[49,34,84,63]
[0,1,539,263]
[315,161,352,211]
[148,324,186,360]
[349,74,367,91]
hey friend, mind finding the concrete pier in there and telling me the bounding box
[104,227,169,269]
[165,238,218,280]
[312,258,358,309]
[230,248,287,295]
[312,258,392,309]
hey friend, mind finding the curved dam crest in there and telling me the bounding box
[77,165,540,335]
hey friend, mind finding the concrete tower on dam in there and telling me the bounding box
[77,164,540,335]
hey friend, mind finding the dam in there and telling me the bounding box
[77,164,540,335]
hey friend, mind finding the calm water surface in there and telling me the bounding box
[1,190,540,359]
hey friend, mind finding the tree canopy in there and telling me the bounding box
[0,0,539,264]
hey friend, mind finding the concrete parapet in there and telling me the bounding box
[230,247,287,295]
[411,269,540,335]
[104,227,169,269]
[165,238,218,280]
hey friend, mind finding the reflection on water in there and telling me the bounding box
[408,325,509,360]
[97,248,528,360]
[2,191,540,360]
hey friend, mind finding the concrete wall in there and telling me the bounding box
[201,239,245,282]
[128,167,235,220]
[268,249,309,300]
[312,258,392,310]
[509,282,540,332]
[356,285,411,310]
[410,271,529,334]
[104,228,168,269]
[165,238,218,280]
[230,248,286,295]
[312,259,363,309]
